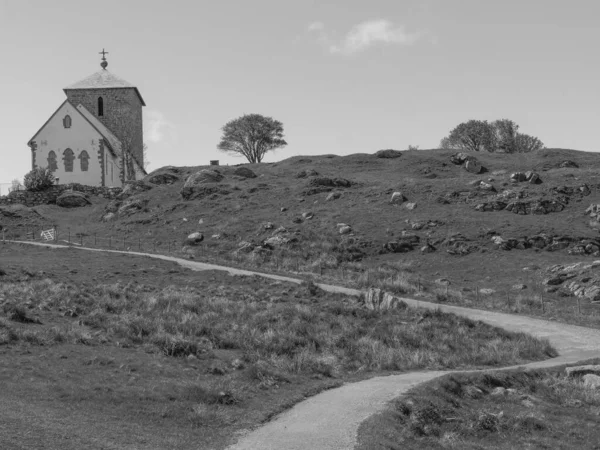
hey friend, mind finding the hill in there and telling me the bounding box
[3,147,600,322]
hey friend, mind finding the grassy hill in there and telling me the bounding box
[4,147,600,323]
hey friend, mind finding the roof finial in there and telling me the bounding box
[99,48,109,69]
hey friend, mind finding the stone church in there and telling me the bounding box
[28,50,146,187]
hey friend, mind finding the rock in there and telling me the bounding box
[147,172,180,185]
[420,243,436,254]
[404,202,417,210]
[339,225,352,235]
[185,232,204,246]
[309,177,352,188]
[117,198,149,215]
[236,241,254,253]
[56,191,91,208]
[118,180,153,199]
[464,158,483,174]
[565,365,600,377]
[435,278,451,286]
[390,192,405,204]
[479,288,496,295]
[383,241,414,253]
[302,212,314,220]
[233,167,257,178]
[492,169,507,176]
[512,284,527,290]
[280,207,287,212]
[181,170,224,200]
[263,235,297,248]
[586,204,600,219]
[231,358,245,370]
[263,222,274,230]
[560,160,579,168]
[450,152,469,165]
[272,226,287,234]
[583,374,600,389]
[479,182,496,192]
[295,169,319,178]
[326,192,342,201]
[102,212,116,222]
[510,172,528,183]
[490,387,506,396]
[364,288,406,310]
[375,149,403,159]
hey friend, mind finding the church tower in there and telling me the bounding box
[63,50,146,167]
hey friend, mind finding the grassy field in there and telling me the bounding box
[355,359,600,450]
[0,243,557,449]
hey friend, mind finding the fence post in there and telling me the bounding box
[506,291,510,309]
[68,229,71,244]
[540,288,544,313]
[80,234,83,246]
[138,238,141,251]
[109,236,111,248]
[54,226,58,243]
[476,285,480,302]
[2,228,4,243]
[577,296,581,315]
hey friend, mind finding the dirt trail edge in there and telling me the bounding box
[8,241,600,450]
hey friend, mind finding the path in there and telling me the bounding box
[8,241,600,450]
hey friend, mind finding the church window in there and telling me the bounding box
[63,148,75,172]
[47,151,58,171]
[78,150,90,172]
[98,97,104,116]
[63,115,72,128]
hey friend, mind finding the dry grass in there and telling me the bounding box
[356,359,600,450]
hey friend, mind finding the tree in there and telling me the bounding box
[10,178,22,192]
[23,167,55,191]
[492,119,519,153]
[440,119,544,153]
[217,114,287,163]
[515,133,544,153]
[445,120,496,152]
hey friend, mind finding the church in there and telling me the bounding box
[28,50,147,187]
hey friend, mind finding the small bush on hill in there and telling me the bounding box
[23,166,55,191]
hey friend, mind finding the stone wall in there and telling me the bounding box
[0,183,122,207]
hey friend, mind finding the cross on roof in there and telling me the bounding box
[99,48,109,60]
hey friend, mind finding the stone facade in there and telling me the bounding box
[0,184,122,207]
[64,88,144,166]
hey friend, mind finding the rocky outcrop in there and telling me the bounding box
[181,170,225,200]
[375,149,402,159]
[491,234,599,255]
[147,172,180,185]
[185,232,204,246]
[450,153,484,174]
[309,177,352,188]
[233,167,257,179]
[118,180,153,199]
[56,191,91,208]
[510,171,541,184]
[543,261,600,301]
[0,184,121,207]
[363,288,406,310]
[117,198,149,216]
[296,169,319,178]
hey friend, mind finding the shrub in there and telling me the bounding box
[23,166,55,191]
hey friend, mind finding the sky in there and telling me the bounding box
[1,0,599,184]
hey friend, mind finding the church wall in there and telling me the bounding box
[64,88,144,168]
[32,102,107,187]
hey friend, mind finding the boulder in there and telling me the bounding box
[450,152,469,165]
[404,202,417,210]
[233,167,257,179]
[56,191,90,208]
[479,182,496,192]
[526,172,541,184]
[479,288,496,295]
[375,149,402,159]
[364,288,406,310]
[510,172,528,183]
[390,192,405,204]
[302,211,314,220]
[586,204,600,219]
[420,243,436,253]
[560,160,579,168]
[326,191,342,201]
[101,212,116,222]
[181,170,224,200]
[583,374,600,389]
[263,235,297,248]
[565,365,600,377]
[185,232,204,246]
[236,241,254,253]
[383,241,414,253]
[147,172,180,185]
[296,169,319,178]
[512,284,527,290]
[339,225,352,235]
[309,177,352,188]
[464,158,482,174]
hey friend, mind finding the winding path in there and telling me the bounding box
[9,241,600,450]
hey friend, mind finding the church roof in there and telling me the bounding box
[64,69,146,106]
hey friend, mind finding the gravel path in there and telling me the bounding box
[9,241,600,450]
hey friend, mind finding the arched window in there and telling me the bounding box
[98,97,104,116]
[47,150,58,171]
[78,150,90,172]
[63,148,75,172]
[63,115,72,128]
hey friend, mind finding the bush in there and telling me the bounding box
[23,167,55,191]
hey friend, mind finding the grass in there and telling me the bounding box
[355,358,600,450]
[0,278,556,374]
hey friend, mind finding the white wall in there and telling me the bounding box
[32,102,123,187]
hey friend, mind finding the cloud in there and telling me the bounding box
[308,19,426,55]
[144,109,176,144]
